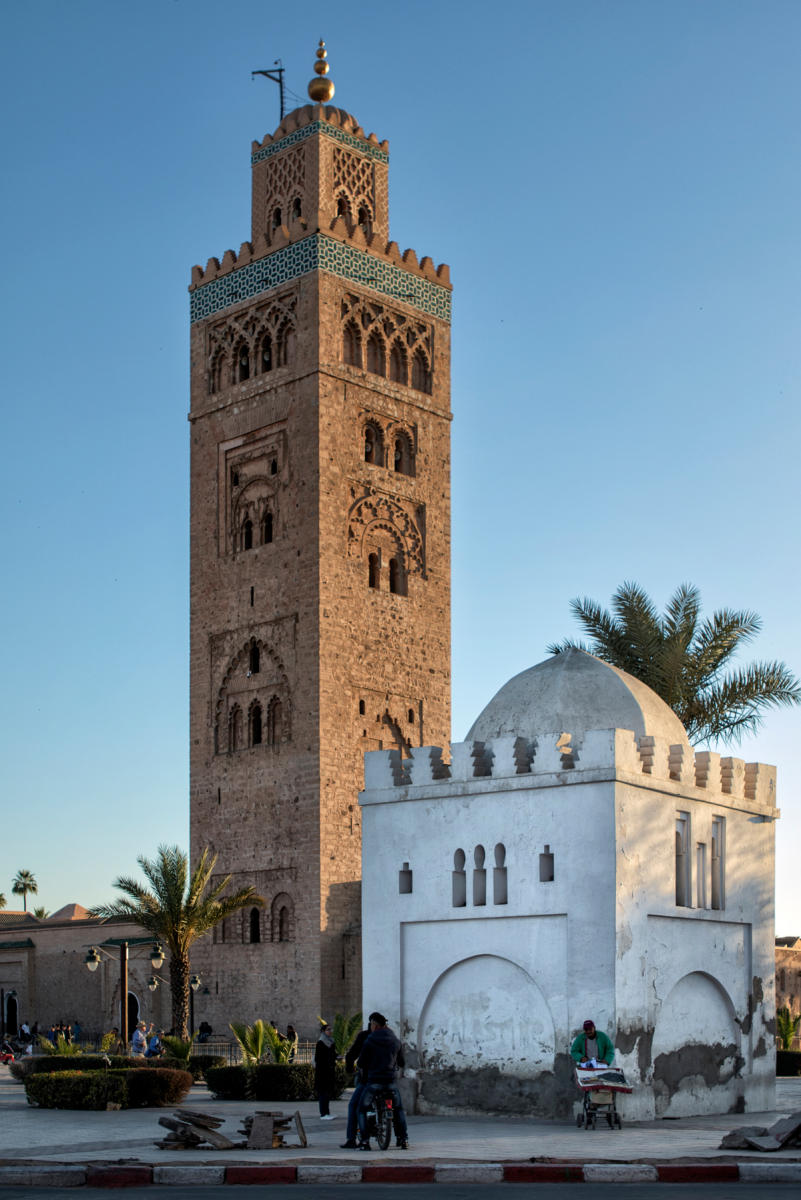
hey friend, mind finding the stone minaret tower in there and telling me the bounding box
[188,44,452,1031]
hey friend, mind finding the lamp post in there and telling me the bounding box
[85,940,164,1047]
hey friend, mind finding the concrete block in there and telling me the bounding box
[739,1162,801,1182]
[153,1164,226,1185]
[297,1164,363,1183]
[584,1163,658,1182]
[435,1163,503,1182]
[0,1167,86,1187]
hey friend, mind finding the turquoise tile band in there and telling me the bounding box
[252,122,389,166]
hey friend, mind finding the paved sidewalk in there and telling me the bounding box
[0,1067,799,1186]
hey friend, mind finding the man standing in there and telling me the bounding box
[570,1019,614,1067]
[356,1013,409,1151]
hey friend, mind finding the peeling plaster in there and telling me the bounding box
[418,1053,574,1118]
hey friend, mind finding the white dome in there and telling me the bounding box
[466,649,690,747]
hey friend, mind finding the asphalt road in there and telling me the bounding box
[1,1187,801,1199]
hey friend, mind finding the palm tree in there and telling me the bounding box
[0,892,6,910]
[89,845,264,1039]
[776,1006,801,1052]
[32,906,50,919]
[12,870,38,912]
[549,582,800,745]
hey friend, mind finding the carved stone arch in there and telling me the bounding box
[389,339,408,386]
[363,419,385,466]
[366,330,386,376]
[389,425,415,476]
[347,491,424,576]
[209,346,229,395]
[233,476,278,552]
[411,346,432,394]
[343,320,362,367]
[271,892,294,942]
[214,640,291,755]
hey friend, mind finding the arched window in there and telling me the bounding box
[359,699,366,715]
[393,433,414,476]
[368,553,380,590]
[337,195,350,219]
[242,519,253,551]
[210,352,227,395]
[291,197,302,220]
[358,206,372,236]
[389,557,406,596]
[493,843,508,905]
[229,705,243,752]
[270,458,278,475]
[343,322,362,367]
[259,333,272,373]
[473,844,487,906]
[367,333,385,377]
[452,849,467,907]
[249,908,261,944]
[266,696,282,745]
[389,342,406,385]
[262,511,273,544]
[249,644,260,675]
[276,321,294,366]
[250,702,263,746]
[271,892,294,942]
[237,344,250,382]
[411,348,431,394]
[271,206,282,231]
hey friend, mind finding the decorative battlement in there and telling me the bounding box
[251,104,389,166]
[362,730,778,812]
[189,227,451,324]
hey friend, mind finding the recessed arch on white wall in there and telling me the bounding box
[651,970,741,1117]
[417,954,555,1077]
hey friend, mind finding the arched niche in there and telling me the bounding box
[651,971,741,1117]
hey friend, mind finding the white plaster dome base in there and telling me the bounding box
[466,648,690,747]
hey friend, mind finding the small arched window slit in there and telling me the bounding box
[452,849,466,907]
[398,862,413,894]
[473,845,487,906]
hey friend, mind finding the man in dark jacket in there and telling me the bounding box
[340,1013,379,1149]
[356,1012,408,1150]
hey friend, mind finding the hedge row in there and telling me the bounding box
[205,1062,348,1101]
[776,1050,801,1076]
[24,1068,193,1110]
[14,1053,226,1080]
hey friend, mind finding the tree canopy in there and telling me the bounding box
[549,582,800,745]
[12,870,38,912]
[89,844,263,1039]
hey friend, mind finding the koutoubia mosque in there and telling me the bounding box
[187,43,452,1030]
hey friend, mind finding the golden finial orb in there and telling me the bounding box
[308,39,335,103]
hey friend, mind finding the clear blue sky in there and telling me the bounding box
[2,1,799,932]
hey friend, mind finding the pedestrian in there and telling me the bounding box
[286,1024,298,1063]
[314,1023,339,1119]
[131,1021,148,1057]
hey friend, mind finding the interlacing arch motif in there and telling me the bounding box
[207,293,298,394]
[263,145,306,241]
[233,477,277,554]
[361,413,415,476]
[347,488,425,577]
[340,294,433,393]
[332,146,375,229]
[215,639,291,754]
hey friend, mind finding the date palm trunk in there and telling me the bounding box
[170,951,190,1040]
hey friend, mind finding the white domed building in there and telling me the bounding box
[360,650,778,1119]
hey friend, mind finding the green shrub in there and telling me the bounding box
[24,1068,192,1109]
[188,1054,227,1081]
[776,1050,801,1076]
[254,1062,347,1102]
[29,1056,112,1074]
[9,1059,34,1081]
[25,1071,129,1110]
[205,1065,254,1100]
[124,1067,193,1107]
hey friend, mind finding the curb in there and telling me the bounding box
[0,1159,800,1186]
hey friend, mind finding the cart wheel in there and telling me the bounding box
[576,1113,583,1127]
[615,1113,622,1129]
[606,1113,614,1128]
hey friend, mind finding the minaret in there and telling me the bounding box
[188,44,452,1030]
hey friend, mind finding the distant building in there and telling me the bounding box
[0,906,169,1038]
[361,650,778,1119]
[775,936,801,1048]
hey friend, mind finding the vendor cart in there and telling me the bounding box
[574,1065,631,1129]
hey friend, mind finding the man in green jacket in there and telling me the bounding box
[570,1019,614,1067]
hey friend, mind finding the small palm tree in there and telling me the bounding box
[320,1011,363,1055]
[230,1020,269,1065]
[89,845,264,1039]
[776,1006,801,1051]
[549,582,800,745]
[32,906,50,919]
[0,892,6,910]
[12,870,38,911]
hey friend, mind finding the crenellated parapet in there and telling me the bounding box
[251,104,389,165]
[361,729,778,814]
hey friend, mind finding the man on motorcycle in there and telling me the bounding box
[356,1012,409,1151]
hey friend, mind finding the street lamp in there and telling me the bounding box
[189,974,201,1037]
[84,941,164,1047]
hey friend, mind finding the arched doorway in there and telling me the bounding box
[127,992,140,1037]
[6,993,18,1036]
[651,971,740,1116]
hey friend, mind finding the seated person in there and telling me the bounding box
[570,1019,614,1068]
[145,1029,164,1058]
[356,1013,409,1150]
